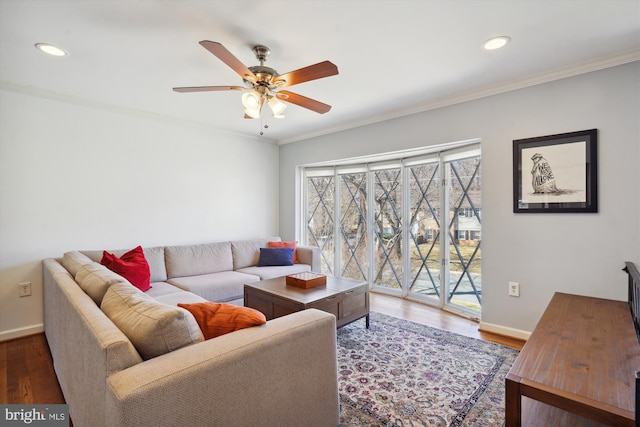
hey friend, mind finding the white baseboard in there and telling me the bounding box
[479,321,531,341]
[0,324,44,342]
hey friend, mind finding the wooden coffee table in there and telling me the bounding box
[244,275,369,328]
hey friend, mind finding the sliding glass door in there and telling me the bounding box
[445,155,482,312]
[407,161,442,305]
[302,143,481,316]
[406,151,482,313]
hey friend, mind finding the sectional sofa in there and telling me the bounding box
[42,237,339,427]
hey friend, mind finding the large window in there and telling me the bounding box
[300,141,481,315]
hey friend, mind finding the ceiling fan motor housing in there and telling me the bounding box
[247,65,279,86]
[247,45,284,88]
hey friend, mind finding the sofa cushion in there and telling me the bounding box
[144,281,189,299]
[165,242,233,279]
[82,246,167,283]
[154,291,207,306]
[231,237,281,270]
[177,302,266,339]
[268,240,298,263]
[167,271,260,302]
[75,262,127,305]
[62,251,95,276]
[101,282,204,360]
[237,264,311,280]
[257,247,294,266]
[101,246,151,292]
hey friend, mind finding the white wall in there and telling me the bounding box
[0,89,279,340]
[279,62,640,336]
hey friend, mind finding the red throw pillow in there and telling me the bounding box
[267,240,298,263]
[177,302,266,339]
[101,246,151,292]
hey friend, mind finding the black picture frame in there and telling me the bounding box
[513,129,598,213]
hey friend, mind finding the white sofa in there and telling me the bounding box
[80,237,321,305]
[43,238,338,427]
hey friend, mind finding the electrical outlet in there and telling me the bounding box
[19,282,32,297]
[508,281,520,297]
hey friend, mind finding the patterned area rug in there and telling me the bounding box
[337,312,519,426]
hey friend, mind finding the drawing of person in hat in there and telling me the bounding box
[531,153,559,193]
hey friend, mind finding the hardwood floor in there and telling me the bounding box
[370,292,525,350]
[0,333,65,405]
[0,292,524,406]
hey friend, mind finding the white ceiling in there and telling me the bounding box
[1,0,639,144]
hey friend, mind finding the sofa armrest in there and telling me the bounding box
[296,245,321,273]
[105,309,338,427]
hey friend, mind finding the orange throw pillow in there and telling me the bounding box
[177,302,266,339]
[268,240,298,263]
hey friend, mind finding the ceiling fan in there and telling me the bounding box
[173,41,339,120]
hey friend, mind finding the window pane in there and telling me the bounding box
[307,176,335,275]
[373,168,403,290]
[408,163,441,302]
[339,173,368,281]
[447,157,482,313]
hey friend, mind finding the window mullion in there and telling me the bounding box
[401,165,411,298]
[334,170,341,277]
[439,156,449,308]
[366,165,375,288]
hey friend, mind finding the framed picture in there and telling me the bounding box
[513,129,598,213]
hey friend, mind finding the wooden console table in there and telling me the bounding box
[505,292,640,426]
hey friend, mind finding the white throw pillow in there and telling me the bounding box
[101,282,204,360]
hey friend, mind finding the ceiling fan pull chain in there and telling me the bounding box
[260,115,271,136]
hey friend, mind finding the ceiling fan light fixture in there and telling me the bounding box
[268,97,286,118]
[482,36,511,50]
[241,91,261,109]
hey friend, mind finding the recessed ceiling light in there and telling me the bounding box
[482,36,511,51]
[35,43,69,57]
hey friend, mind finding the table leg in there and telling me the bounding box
[365,314,370,329]
[505,375,522,427]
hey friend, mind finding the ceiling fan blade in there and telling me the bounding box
[173,85,246,93]
[199,41,257,82]
[276,90,331,114]
[273,61,338,88]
